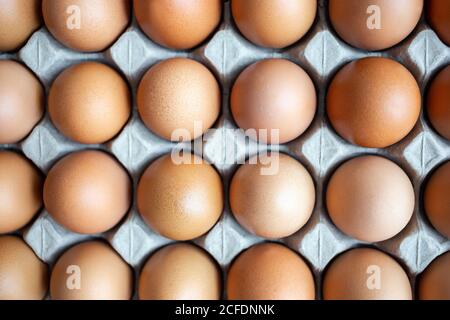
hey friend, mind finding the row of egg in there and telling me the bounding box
[1,148,449,243]
[0,235,449,300]
[1,57,449,147]
[1,0,449,53]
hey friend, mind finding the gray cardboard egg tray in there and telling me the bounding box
[1,0,449,299]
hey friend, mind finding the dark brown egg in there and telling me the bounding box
[428,0,450,46]
[418,251,450,300]
[327,57,421,148]
[427,65,450,140]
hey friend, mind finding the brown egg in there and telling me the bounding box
[231,0,317,48]
[0,235,48,300]
[428,0,450,46]
[134,0,222,50]
[329,0,423,51]
[427,65,450,140]
[227,243,315,300]
[0,0,41,52]
[327,57,421,148]
[418,251,450,300]
[42,0,130,52]
[139,243,221,300]
[326,155,415,242]
[137,58,220,142]
[44,150,131,234]
[231,59,317,144]
[0,60,44,144]
[424,162,450,238]
[137,153,223,241]
[50,241,133,300]
[230,153,315,239]
[0,151,43,234]
[48,62,131,144]
[323,248,412,300]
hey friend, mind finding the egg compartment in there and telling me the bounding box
[0,0,449,300]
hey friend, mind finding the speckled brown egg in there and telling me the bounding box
[137,153,223,241]
[323,248,412,300]
[231,59,317,144]
[326,155,415,243]
[0,151,43,234]
[139,243,221,300]
[329,0,423,51]
[0,235,48,300]
[424,162,450,238]
[418,251,450,300]
[137,58,220,142]
[327,57,421,148]
[231,0,317,48]
[230,153,315,239]
[44,150,131,234]
[0,0,41,52]
[0,60,44,144]
[227,243,315,300]
[134,0,222,50]
[428,0,450,46]
[50,241,133,300]
[42,0,130,52]
[48,62,131,144]
[427,65,450,140]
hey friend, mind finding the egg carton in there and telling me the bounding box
[0,0,449,299]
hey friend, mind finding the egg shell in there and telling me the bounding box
[0,151,43,234]
[42,0,130,52]
[50,241,133,300]
[137,58,220,142]
[48,62,131,144]
[227,243,315,300]
[138,243,222,300]
[137,153,223,241]
[428,0,450,46]
[323,248,412,300]
[231,58,317,144]
[418,251,450,300]
[0,0,41,52]
[134,0,222,50]
[0,60,44,144]
[427,65,450,141]
[231,0,317,49]
[326,155,415,243]
[0,235,48,300]
[329,0,423,51]
[43,150,131,235]
[327,57,421,148]
[230,153,315,239]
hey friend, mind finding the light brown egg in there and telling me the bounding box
[0,235,48,300]
[137,153,223,241]
[0,60,44,144]
[326,155,415,242]
[230,153,315,239]
[418,251,450,300]
[227,243,315,300]
[323,248,412,300]
[0,0,41,52]
[50,241,133,300]
[48,62,131,144]
[0,151,43,234]
[139,243,221,300]
[134,0,222,50]
[42,0,130,52]
[427,65,450,140]
[327,57,421,148]
[137,58,220,142]
[329,0,423,51]
[231,59,317,144]
[428,0,450,46]
[43,150,131,234]
[424,162,450,238]
[231,0,317,48]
